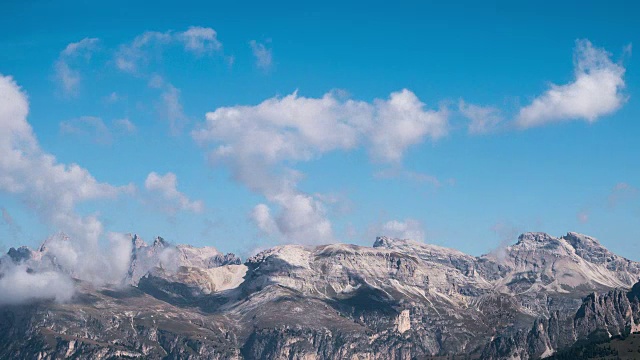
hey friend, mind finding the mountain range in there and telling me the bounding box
[2,231,640,359]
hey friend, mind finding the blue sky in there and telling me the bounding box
[1,0,639,259]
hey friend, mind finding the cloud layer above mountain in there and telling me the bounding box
[0,74,137,303]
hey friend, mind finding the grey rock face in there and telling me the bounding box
[482,283,640,359]
[6,246,33,263]
[0,289,242,360]
[2,231,640,359]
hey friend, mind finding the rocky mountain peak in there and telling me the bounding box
[130,234,147,249]
[6,246,33,263]
[562,232,601,249]
[516,232,556,245]
[560,232,624,267]
[152,236,168,248]
[373,236,424,250]
[373,236,395,248]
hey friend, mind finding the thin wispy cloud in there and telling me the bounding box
[148,75,188,135]
[115,27,222,73]
[54,38,99,96]
[574,181,638,224]
[144,172,204,214]
[608,182,638,208]
[113,118,136,134]
[249,40,273,70]
[180,26,222,55]
[60,116,113,144]
[109,27,224,135]
[104,92,121,103]
[115,31,172,73]
[60,116,137,143]
[488,221,522,262]
[459,100,503,134]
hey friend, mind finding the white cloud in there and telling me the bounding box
[193,89,446,244]
[0,76,130,225]
[0,264,75,305]
[459,100,503,134]
[0,74,135,296]
[115,27,221,73]
[54,38,99,96]
[105,232,134,282]
[516,39,627,128]
[193,89,447,165]
[251,203,278,235]
[145,172,204,214]
[378,219,425,241]
[251,189,334,244]
[60,116,112,144]
[367,90,448,162]
[249,40,273,70]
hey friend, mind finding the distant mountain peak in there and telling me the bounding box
[130,234,147,249]
[152,236,168,248]
[373,235,395,248]
[516,232,555,245]
[373,235,422,248]
[562,231,602,248]
[6,246,33,263]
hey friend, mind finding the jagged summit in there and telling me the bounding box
[372,235,429,248]
[515,231,556,244]
[514,231,603,249]
[130,233,147,249]
[372,235,394,248]
[562,231,603,250]
[152,236,169,248]
[6,246,32,263]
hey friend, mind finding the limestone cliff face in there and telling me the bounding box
[481,284,640,359]
[396,310,411,333]
[2,232,640,359]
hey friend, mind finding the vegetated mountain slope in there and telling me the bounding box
[1,231,640,359]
